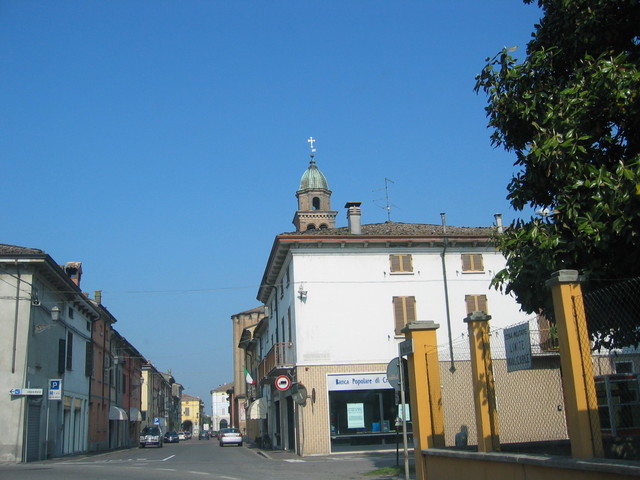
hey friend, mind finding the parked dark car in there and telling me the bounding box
[139,426,163,448]
[164,431,179,443]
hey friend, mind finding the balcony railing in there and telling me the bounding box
[257,342,294,384]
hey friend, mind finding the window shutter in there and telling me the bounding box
[58,339,66,375]
[66,332,73,370]
[393,296,417,335]
[85,341,93,377]
[465,294,488,314]
[390,255,401,272]
[390,254,413,273]
[401,255,413,272]
[462,254,484,272]
[393,297,405,334]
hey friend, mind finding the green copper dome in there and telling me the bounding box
[298,158,329,191]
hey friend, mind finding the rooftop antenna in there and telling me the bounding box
[373,177,395,222]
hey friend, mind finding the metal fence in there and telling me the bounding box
[437,277,640,459]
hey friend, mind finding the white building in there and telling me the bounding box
[241,149,531,455]
[0,245,100,462]
[210,383,232,431]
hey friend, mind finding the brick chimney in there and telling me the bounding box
[345,201,362,234]
[64,262,83,287]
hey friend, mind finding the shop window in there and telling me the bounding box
[461,254,484,272]
[389,254,413,273]
[393,296,416,335]
[329,389,409,453]
[465,294,488,314]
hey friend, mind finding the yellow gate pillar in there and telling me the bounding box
[402,321,445,480]
[464,311,500,452]
[546,270,603,458]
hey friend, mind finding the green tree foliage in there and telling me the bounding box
[475,0,640,349]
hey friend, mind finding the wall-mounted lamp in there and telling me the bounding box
[51,305,60,321]
[298,284,307,300]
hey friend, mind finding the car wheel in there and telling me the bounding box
[238,442,243,447]
[219,443,223,447]
[140,444,145,448]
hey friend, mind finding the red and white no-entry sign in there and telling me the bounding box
[275,375,291,391]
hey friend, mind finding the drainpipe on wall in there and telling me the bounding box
[12,260,21,374]
[440,213,456,373]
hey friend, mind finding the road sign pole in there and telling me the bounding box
[398,342,410,480]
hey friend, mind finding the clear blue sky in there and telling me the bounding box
[1,1,542,411]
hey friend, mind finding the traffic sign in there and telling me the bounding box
[48,379,62,400]
[275,375,291,391]
[10,388,43,396]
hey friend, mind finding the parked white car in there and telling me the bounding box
[218,427,243,447]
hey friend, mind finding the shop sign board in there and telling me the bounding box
[327,373,392,391]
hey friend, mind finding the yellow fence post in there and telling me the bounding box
[464,311,500,453]
[403,321,445,480]
[546,269,603,458]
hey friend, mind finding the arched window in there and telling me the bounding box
[312,197,321,210]
[319,224,328,230]
[307,224,316,231]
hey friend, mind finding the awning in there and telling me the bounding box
[248,398,267,419]
[129,407,142,422]
[109,406,129,421]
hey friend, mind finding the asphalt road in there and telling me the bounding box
[0,439,406,480]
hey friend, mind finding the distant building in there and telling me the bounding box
[210,383,232,431]
[181,393,204,434]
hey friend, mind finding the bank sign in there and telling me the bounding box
[327,373,392,391]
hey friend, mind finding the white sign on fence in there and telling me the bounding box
[504,323,532,372]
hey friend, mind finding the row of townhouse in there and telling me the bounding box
[229,147,568,456]
[0,244,183,462]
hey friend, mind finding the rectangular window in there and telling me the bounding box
[390,254,413,273]
[185,407,190,416]
[393,296,416,335]
[66,332,73,370]
[465,294,488,314]
[461,254,484,272]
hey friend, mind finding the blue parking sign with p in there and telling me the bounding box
[49,379,62,400]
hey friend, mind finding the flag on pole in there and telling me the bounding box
[244,367,256,385]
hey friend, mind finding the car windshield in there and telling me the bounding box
[222,428,239,433]
[142,427,160,435]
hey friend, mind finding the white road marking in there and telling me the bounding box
[162,454,176,461]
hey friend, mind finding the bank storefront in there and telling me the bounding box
[327,372,412,452]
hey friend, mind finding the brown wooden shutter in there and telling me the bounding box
[390,255,401,272]
[462,254,484,272]
[393,297,405,334]
[401,255,413,272]
[465,294,488,314]
[393,296,417,334]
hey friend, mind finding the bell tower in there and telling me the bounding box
[293,137,337,232]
